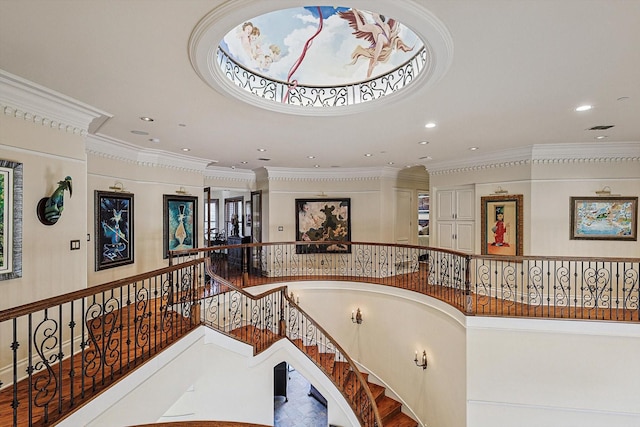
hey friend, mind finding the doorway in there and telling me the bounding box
[274,363,327,427]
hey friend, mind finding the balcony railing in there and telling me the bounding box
[216,46,429,108]
[172,241,640,322]
[1,242,638,426]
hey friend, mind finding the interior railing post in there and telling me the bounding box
[465,255,473,314]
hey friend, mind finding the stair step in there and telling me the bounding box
[384,411,419,427]
[367,382,385,401]
[377,395,402,422]
[232,326,419,427]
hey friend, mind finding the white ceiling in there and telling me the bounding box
[1,0,639,172]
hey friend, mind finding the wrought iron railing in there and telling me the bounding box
[172,241,640,322]
[1,242,638,426]
[216,46,429,108]
[0,261,202,427]
[200,260,382,426]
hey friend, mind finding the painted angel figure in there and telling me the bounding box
[339,9,414,79]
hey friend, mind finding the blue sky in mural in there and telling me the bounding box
[220,6,423,85]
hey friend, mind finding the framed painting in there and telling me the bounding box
[570,196,637,241]
[0,160,23,280]
[95,190,134,271]
[163,195,198,258]
[296,198,351,254]
[481,194,523,256]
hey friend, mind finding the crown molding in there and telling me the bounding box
[203,166,255,183]
[0,69,111,135]
[86,133,211,173]
[428,143,640,175]
[261,166,404,181]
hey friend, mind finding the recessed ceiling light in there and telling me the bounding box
[314,164,320,168]
[419,141,429,145]
[616,96,629,102]
[240,161,248,164]
[388,161,394,165]
[178,123,187,127]
[307,155,315,159]
[364,153,372,157]
[149,138,160,143]
[575,105,592,112]
[425,122,437,128]
[257,148,267,152]
[419,156,432,160]
[130,130,149,135]
[469,147,478,151]
[595,135,608,140]
[182,148,190,152]
[140,116,154,122]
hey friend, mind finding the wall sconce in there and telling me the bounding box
[289,292,299,304]
[176,186,190,195]
[351,308,363,324]
[414,350,428,370]
[493,186,508,195]
[109,181,125,192]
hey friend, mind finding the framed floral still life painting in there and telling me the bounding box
[296,198,351,254]
[95,190,134,271]
[0,159,23,280]
[481,194,523,256]
[163,195,198,258]
[570,196,637,241]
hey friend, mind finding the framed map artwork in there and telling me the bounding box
[570,196,637,241]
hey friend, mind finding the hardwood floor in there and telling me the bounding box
[0,305,195,427]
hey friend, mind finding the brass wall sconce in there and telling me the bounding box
[351,308,363,324]
[414,350,428,370]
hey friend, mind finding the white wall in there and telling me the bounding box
[252,281,468,427]
[466,317,640,427]
[62,327,357,427]
[0,115,88,308]
[429,150,640,258]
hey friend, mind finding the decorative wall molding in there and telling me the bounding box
[262,166,406,182]
[86,134,210,173]
[0,69,111,135]
[428,143,640,176]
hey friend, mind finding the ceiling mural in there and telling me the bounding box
[220,6,424,86]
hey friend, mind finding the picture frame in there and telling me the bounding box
[570,196,637,241]
[163,194,198,258]
[296,198,351,254]
[0,160,23,280]
[481,194,523,256]
[95,190,134,271]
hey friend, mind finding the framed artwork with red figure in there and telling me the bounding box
[481,194,523,256]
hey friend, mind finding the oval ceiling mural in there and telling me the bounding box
[219,6,425,86]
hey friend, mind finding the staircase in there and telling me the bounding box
[230,325,418,427]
